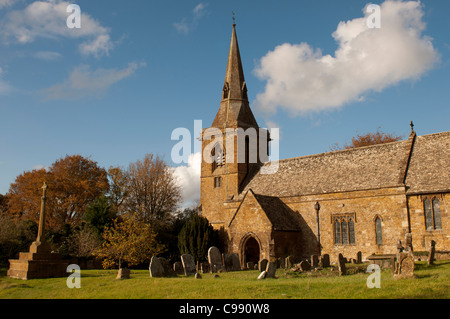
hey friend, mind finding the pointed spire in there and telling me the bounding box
[223,23,247,101]
[212,24,258,129]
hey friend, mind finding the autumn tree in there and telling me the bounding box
[94,214,165,271]
[107,166,129,215]
[7,155,109,230]
[124,154,181,226]
[329,128,403,151]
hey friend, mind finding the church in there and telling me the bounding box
[200,24,449,265]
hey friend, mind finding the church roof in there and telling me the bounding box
[241,131,450,198]
[228,189,302,231]
[404,131,450,194]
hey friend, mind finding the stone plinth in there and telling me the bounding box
[7,241,68,280]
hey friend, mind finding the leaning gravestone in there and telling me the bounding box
[266,262,277,278]
[208,247,223,272]
[149,256,165,278]
[257,271,267,280]
[181,254,196,276]
[259,259,268,272]
[116,268,130,280]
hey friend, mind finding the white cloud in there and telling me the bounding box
[254,0,439,115]
[32,164,50,171]
[174,3,208,35]
[0,0,16,10]
[173,152,201,207]
[42,62,145,100]
[33,50,62,61]
[0,0,113,57]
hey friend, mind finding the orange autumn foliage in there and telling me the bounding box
[7,155,109,230]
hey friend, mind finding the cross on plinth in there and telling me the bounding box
[29,181,51,254]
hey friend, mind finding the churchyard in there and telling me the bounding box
[1,260,448,299]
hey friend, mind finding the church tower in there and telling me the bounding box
[200,23,268,231]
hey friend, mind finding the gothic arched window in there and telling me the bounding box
[333,214,356,245]
[423,197,442,230]
[375,216,383,245]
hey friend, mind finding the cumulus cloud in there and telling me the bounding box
[32,50,62,61]
[254,0,439,115]
[42,62,146,100]
[174,3,208,35]
[0,0,114,57]
[173,152,201,207]
[0,0,16,10]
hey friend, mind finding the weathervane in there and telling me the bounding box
[232,11,236,25]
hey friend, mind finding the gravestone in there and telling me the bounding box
[338,257,347,276]
[223,253,240,271]
[246,262,255,270]
[208,247,223,272]
[201,262,210,274]
[159,257,177,277]
[195,272,202,279]
[338,253,344,263]
[181,254,196,276]
[428,240,436,265]
[266,262,276,278]
[356,251,362,264]
[311,255,318,268]
[299,260,311,272]
[149,256,165,278]
[405,233,413,253]
[259,259,268,272]
[173,261,184,275]
[116,268,130,280]
[321,254,330,268]
[394,253,415,279]
[257,271,267,280]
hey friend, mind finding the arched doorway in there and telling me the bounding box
[243,236,260,265]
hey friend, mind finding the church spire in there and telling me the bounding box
[212,23,258,129]
[223,23,247,102]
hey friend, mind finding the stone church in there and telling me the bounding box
[200,24,449,265]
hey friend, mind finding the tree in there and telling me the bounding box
[329,128,403,151]
[178,214,219,262]
[7,155,109,230]
[84,195,116,236]
[94,214,165,270]
[65,225,101,259]
[107,166,129,214]
[125,154,181,226]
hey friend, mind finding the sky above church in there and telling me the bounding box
[0,0,449,206]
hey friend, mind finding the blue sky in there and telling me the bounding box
[0,0,449,204]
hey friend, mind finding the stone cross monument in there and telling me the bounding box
[8,182,68,280]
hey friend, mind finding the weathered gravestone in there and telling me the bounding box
[181,254,196,276]
[394,253,415,279]
[208,246,223,272]
[173,261,184,275]
[223,253,240,271]
[116,268,130,280]
[259,259,268,272]
[320,254,330,268]
[311,255,318,268]
[159,257,177,277]
[299,260,311,272]
[149,256,165,278]
[246,262,255,270]
[356,251,362,264]
[428,240,436,265]
[266,262,277,278]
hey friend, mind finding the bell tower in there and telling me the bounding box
[200,23,267,230]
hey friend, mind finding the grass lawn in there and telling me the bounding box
[0,261,449,299]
